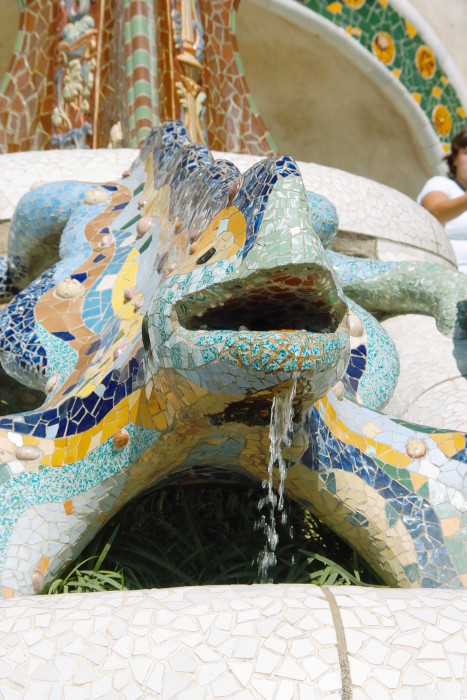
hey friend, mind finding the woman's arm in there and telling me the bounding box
[421,189,467,224]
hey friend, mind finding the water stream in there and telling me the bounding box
[257,377,298,582]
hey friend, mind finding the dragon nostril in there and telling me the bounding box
[157,252,168,273]
[228,178,241,203]
[196,247,216,265]
[142,316,152,359]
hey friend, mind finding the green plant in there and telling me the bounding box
[45,483,384,593]
[45,525,125,594]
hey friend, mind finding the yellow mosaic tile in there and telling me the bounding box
[64,500,75,516]
[133,402,154,430]
[166,391,182,412]
[431,432,465,457]
[153,412,168,431]
[139,156,155,208]
[405,20,417,38]
[66,446,80,463]
[112,249,139,319]
[36,556,51,575]
[390,450,411,468]
[148,392,165,413]
[175,206,246,275]
[51,448,67,468]
[440,517,461,537]
[411,471,427,491]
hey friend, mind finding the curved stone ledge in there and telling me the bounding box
[0,148,456,267]
[248,0,467,175]
[0,584,465,698]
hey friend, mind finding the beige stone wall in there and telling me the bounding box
[0,4,20,80]
[237,1,432,198]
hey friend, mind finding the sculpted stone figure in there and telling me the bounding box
[0,122,466,598]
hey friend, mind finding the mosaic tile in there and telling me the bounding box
[0,0,274,154]
[2,0,465,165]
[0,585,464,697]
[0,121,465,599]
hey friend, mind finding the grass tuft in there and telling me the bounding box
[44,483,384,594]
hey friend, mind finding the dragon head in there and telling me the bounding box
[138,123,350,422]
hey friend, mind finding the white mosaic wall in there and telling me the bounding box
[0,584,465,698]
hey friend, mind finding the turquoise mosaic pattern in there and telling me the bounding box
[0,121,465,597]
[35,322,78,387]
[300,0,467,148]
[331,252,467,335]
[344,298,399,411]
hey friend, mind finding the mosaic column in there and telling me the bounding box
[0,0,275,152]
[0,0,111,151]
[0,0,57,152]
[200,0,276,154]
[50,0,102,149]
[93,0,128,148]
[172,0,208,143]
[153,0,207,144]
[153,0,275,153]
[121,0,160,148]
[1,0,467,153]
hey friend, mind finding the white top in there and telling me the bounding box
[417,176,467,241]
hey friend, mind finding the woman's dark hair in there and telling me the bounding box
[445,127,467,179]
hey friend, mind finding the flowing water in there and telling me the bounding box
[257,377,298,582]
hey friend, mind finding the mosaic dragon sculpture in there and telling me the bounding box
[0,121,466,598]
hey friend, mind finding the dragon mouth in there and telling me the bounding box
[175,265,347,335]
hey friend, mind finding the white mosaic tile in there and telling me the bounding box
[382,314,467,431]
[331,586,467,697]
[0,150,138,220]
[0,584,464,696]
[0,584,340,698]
